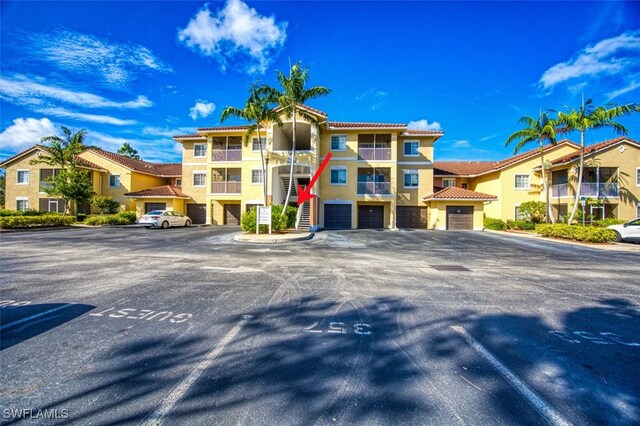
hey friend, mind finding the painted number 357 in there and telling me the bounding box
[304,321,373,335]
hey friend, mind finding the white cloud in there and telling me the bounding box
[539,30,640,90]
[87,131,181,163]
[452,140,471,148]
[0,117,57,150]
[607,79,640,100]
[178,0,287,74]
[36,108,136,126]
[143,126,197,137]
[478,134,497,142]
[355,89,388,110]
[407,119,442,131]
[0,74,153,109]
[189,100,216,120]
[25,30,172,87]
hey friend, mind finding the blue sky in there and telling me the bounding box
[1,0,639,163]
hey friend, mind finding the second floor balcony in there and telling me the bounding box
[212,147,242,162]
[357,167,391,195]
[211,181,241,194]
[357,181,391,195]
[551,182,619,198]
[357,147,392,161]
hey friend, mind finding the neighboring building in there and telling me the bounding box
[0,145,181,214]
[172,105,502,230]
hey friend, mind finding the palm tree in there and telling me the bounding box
[557,99,640,223]
[506,111,558,223]
[262,61,331,214]
[220,83,283,206]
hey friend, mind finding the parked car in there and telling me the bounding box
[607,218,640,242]
[139,210,191,229]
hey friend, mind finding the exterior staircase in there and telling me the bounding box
[281,176,298,197]
[296,200,310,230]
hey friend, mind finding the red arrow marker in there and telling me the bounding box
[297,153,332,206]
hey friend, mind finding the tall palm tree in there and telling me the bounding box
[262,61,331,215]
[220,83,283,206]
[557,99,640,223]
[506,111,558,223]
[34,126,88,170]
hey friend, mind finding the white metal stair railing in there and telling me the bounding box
[295,200,311,230]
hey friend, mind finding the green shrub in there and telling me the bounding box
[91,196,121,214]
[22,208,44,216]
[0,215,75,229]
[506,219,536,231]
[0,209,22,217]
[484,217,507,230]
[84,212,137,226]
[535,224,616,243]
[240,204,294,233]
[593,218,625,228]
[518,201,547,223]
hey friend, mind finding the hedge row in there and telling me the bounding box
[241,205,297,233]
[84,212,137,226]
[484,217,507,231]
[0,209,50,217]
[0,215,76,229]
[535,224,616,243]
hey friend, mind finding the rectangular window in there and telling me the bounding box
[193,172,206,187]
[404,141,419,157]
[461,183,468,189]
[16,198,28,211]
[175,178,182,187]
[194,144,207,158]
[403,170,419,188]
[636,167,640,186]
[637,202,640,218]
[442,178,456,188]
[515,205,526,220]
[251,169,263,184]
[330,167,347,185]
[109,174,121,188]
[331,135,347,151]
[17,169,29,185]
[252,138,267,151]
[515,174,530,189]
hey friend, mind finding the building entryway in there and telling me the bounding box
[187,204,206,225]
[323,204,352,229]
[397,206,427,228]
[224,204,241,225]
[446,206,473,230]
[358,205,384,229]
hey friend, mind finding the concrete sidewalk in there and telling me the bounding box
[484,229,640,252]
[233,231,314,244]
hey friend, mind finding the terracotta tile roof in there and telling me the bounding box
[272,103,328,117]
[434,161,497,176]
[173,133,207,140]
[327,122,407,129]
[86,148,180,177]
[550,136,640,166]
[422,186,497,201]
[0,144,106,170]
[124,185,189,199]
[493,139,578,170]
[194,125,250,133]
[401,129,444,136]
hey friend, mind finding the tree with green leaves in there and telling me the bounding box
[556,99,640,223]
[262,61,331,214]
[220,83,283,206]
[31,126,92,215]
[0,169,5,208]
[506,111,558,223]
[117,142,140,160]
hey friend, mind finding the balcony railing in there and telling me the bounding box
[358,147,391,161]
[357,181,391,195]
[551,182,619,198]
[211,181,241,194]
[212,149,242,161]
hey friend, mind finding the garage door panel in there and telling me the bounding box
[358,205,384,229]
[224,204,241,225]
[446,206,473,230]
[187,204,206,225]
[324,204,352,229]
[397,206,427,228]
[145,203,166,213]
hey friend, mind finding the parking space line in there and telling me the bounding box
[140,315,253,426]
[450,326,572,426]
[0,303,74,332]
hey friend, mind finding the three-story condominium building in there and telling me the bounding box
[171,105,499,230]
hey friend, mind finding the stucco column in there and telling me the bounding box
[206,199,213,225]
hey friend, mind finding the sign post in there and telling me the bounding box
[580,196,586,226]
[257,205,272,235]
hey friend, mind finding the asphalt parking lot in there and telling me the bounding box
[1,227,639,425]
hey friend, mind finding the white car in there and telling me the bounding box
[139,210,192,229]
[607,218,640,243]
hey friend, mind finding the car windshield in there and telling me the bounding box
[146,211,164,215]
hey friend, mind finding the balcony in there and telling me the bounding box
[212,149,242,162]
[211,181,241,194]
[357,181,391,195]
[551,183,619,198]
[357,148,391,161]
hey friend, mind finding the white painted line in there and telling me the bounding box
[201,266,263,273]
[140,315,252,426]
[0,303,75,332]
[246,248,292,253]
[451,326,572,426]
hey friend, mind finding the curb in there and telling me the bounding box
[233,232,314,244]
[484,229,640,252]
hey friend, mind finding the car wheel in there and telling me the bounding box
[161,221,169,229]
[185,220,192,227]
[613,231,622,242]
